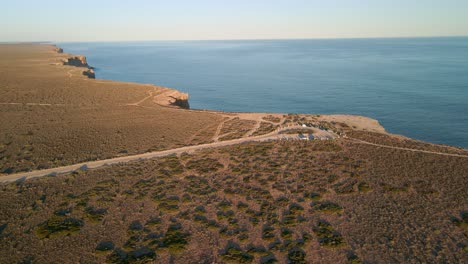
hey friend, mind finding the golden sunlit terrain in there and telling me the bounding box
[0,44,466,263]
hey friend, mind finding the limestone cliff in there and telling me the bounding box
[62,54,95,78]
[82,69,96,79]
[57,45,189,107]
[154,88,190,109]
[63,56,89,67]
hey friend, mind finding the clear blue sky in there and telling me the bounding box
[2,0,468,42]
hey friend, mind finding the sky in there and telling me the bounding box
[1,0,468,42]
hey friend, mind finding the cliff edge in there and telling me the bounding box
[153,88,190,109]
[55,45,189,109]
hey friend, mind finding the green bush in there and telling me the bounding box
[36,217,84,238]
[221,242,254,263]
[311,202,343,214]
[161,224,190,253]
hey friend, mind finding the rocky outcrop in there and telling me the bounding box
[82,69,95,79]
[154,88,190,109]
[169,95,190,109]
[62,53,96,79]
[55,47,63,53]
[63,56,89,67]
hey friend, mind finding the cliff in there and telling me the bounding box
[63,56,89,67]
[61,54,96,79]
[82,69,96,79]
[55,46,190,107]
[154,88,190,109]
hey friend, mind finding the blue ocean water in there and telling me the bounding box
[59,38,468,148]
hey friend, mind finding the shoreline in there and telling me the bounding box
[55,43,468,150]
[0,43,467,181]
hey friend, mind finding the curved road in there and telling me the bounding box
[1,126,466,183]
[0,126,317,183]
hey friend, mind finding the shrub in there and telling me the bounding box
[107,247,156,263]
[220,242,254,263]
[451,212,468,230]
[129,220,144,232]
[85,207,107,223]
[281,227,293,240]
[287,247,306,264]
[262,225,276,241]
[303,192,322,201]
[311,202,343,214]
[312,221,346,248]
[36,217,84,238]
[348,253,362,264]
[96,241,115,252]
[186,157,223,173]
[358,182,372,193]
[161,224,190,253]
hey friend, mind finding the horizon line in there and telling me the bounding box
[2,35,468,45]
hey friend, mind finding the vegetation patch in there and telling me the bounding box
[381,183,410,193]
[303,192,322,200]
[312,221,346,248]
[287,247,307,264]
[84,206,107,223]
[262,115,281,123]
[348,253,362,264]
[107,247,157,263]
[220,242,254,263]
[252,122,277,136]
[451,212,468,230]
[161,224,190,253]
[95,241,115,253]
[358,182,372,193]
[186,157,223,173]
[36,217,84,238]
[311,202,343,214]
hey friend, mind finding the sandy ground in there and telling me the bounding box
[318,114,386,133]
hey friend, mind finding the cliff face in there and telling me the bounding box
[62,55,95,79]
[154,88,190,109]
[82,69,95,79]
[57,46,189,106]
[169,95,190,109]
[63,56,89,67]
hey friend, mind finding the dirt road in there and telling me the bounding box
[1,126,466,183]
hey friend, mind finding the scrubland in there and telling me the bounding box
[0,135,466,263]
[0,44,466,264]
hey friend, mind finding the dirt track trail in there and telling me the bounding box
[0,131,285,183]
[346,138,468,158]
[0,102,66,106]
[1,127,467,183]
[212,116,233,142]
[126,89,155,106]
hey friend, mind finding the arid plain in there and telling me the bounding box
[0,44,467,263]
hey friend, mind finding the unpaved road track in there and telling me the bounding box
[1,127,466,183]
[346,138,468,158]
[0,131,294,183]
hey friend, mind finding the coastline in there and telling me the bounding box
[56,43,468,151]
[58,39,468,149]
[0,43,467,264]
[52,44,191,109]
[0,43,467,181]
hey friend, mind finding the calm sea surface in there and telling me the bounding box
[60,38,468,148]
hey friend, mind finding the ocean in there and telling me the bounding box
[59,37,468,148]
